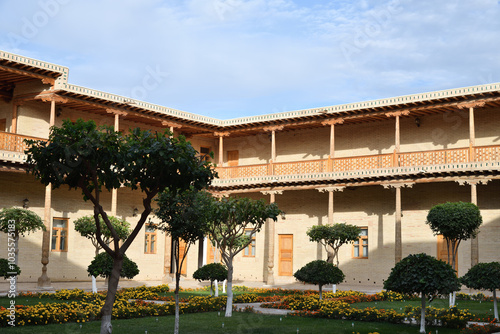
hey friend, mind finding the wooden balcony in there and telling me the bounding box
[215,145,500,180]
[0,132,46,164]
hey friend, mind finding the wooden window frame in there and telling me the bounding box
[200,146,211,162]
[243,229,256,257]
[352,227,368,259]
[51,218,68,252]
[144,225,157,254]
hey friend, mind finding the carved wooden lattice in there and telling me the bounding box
[475,146,500,162]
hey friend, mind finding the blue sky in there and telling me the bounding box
[1,0,499,119]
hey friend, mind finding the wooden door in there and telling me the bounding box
[0,119,6,132]
[178,240,187,275]
[227,150,239,167]
[437,235,457,271]
[278,234,293,276]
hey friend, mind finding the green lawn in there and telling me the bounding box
[4,312,461,334]
[352,298,496,320]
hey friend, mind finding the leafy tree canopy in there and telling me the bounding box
[193,263,228,283]
[307,223,361,265]
[0,259,21,278]
[87,252,139,279]
[384,253,460,296]
[426,202,482,241]
[74,215,130,243]
[294,260,345,286]
[0,207,45,236]
[461,262,500,292]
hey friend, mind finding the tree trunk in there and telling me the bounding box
[318,284,323,300]
[225,260,233,317]
[215,279,219,297]
[99,255,123,334]
[420,294,426,334]
[174,272,181,334]
[210,280,213,297]
[494,289,499,321]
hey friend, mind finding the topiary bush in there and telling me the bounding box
[87,252,139,279]
[294,260,345,300]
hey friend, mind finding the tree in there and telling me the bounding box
[307,223,361,266]
[207,196,282,317]
[25,119,215,334]
[74,215,130,256]
[0,259,21,278]
[461,262,500,321]
[426,201,482,306]
[88,252,139,279]
[384,253,460,334]
[0,207,45,265]
[155,188,215,334]
[294,260,344,300]
[193,263,228,296]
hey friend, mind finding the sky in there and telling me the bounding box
[1,0,499,120]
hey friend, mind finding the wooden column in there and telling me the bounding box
[456,178,490,267]
[458,101,485,162]
[383,182,414,264]
[162,235,172,282]
[11,103,19,133]
[162,120,183,138]
[385,111,409,167]
[322,119,343,171]
[214,132,230,167]
[107,109,128,216]
[317,186,345,261]
[38,99,58,288]
[263,126,284,175]
[261,190,282,285]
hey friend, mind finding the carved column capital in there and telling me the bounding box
[161,120,183,129]
[385,110,410,118]
[321,118,344,126]
[382,182,415,189]
[214,131,230,137]
[317,186,345,193]
[106,108,128,116]
[455,178,491,186]
[37,93,68,104]
[262,125,285,132]
[457,101,486,109]
[261,190,283,196]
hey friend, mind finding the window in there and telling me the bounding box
[51,218,68,252]
[200,146,211,162]
[144,225,157,254]
[243,229,256,257]
[352,227,368,259]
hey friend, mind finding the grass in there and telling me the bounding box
[352,298,497,320]
[3,312,462,334]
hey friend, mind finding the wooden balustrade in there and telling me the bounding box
[215,145,500,179]
[0,131,46,154]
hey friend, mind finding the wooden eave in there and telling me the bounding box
[0,60,62,85]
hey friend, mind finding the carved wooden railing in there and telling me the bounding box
[215,145,499,179]
[0,131,46,154]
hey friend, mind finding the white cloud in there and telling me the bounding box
[0,0,499,119]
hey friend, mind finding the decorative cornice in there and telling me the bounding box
[317,186,345,193]
[262,125,285,132]
[106,108,128,116]
[321,118,344,126]
[385,110,410,118]
[382,182,415,189]
[457,101,486,109]
[41,77,55,85]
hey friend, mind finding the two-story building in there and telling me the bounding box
[1,50,499,288]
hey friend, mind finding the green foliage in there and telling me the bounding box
[74,215,130,248]
[294,260,345,287]
[208,197,282,258]
[384,253,460,297]
[426,202,482,241]
[461,262,500,292]
[155,189,214,245]
[87,252,139,279]
[307,223,361,265]
[193,263,228,283]
[0,258,21,278]
[0,207,45,236]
